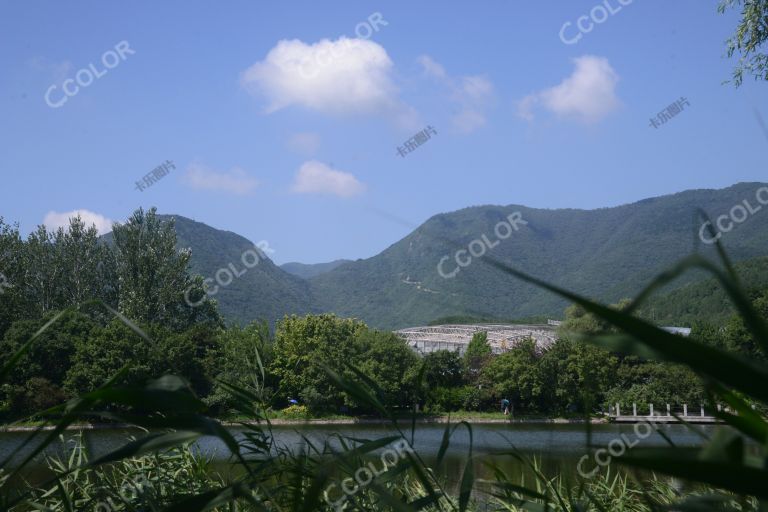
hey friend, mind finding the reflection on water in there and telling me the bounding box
[1,422,716,489]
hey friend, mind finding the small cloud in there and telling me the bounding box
[241,37,403,116]
[287,132,321,154]
[28,57,73,82]
[452,108,487,133]
[518,55,620,124]
[417,55,447,79]
[182,163,259,195]
[255,240,276,257]
[418,55,494,134]
[291,160,365,198]
[43,209,113,235]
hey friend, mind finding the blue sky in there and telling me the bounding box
[1,0,766,264]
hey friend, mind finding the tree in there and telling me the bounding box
[481,338,544,412]
[606,361,705,411]
[463,331,492,382]
[355,330,419,410]
[55,216,117,308]
[112,208,220,331]
[270,314,367,413]
[721,289,768,361]
[720,0,768,86]
[0,310,98,394]
[0,218,28,338]
[538,338,618,414]
[419,350,464,389]
[559,299,632,335]
[65,319,154,394]
[206,321,273,411]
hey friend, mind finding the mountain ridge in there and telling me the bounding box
[149,182,768,329]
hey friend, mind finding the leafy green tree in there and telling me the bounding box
[151,323,221,399]
[606,361,705,412]
[206,321,273,411]
[463,331,491,382]
[538,338,618,414]
[559,299,632,335]
[112,208,220,331]
[720,289,768,361]
[23,224,62,316]
[270,314,367,413]
[0,310,98,389]
[481,338,544,412]
[1,215,118,339]
[55,216,117,308]
[720,0,768,85]
[0,218,28,338]
[64,319,154,394]
[418,350,464,389]
[355,330,419,409]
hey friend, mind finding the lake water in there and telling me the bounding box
[1,422,717,491]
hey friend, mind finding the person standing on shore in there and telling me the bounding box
[501,398,510,415]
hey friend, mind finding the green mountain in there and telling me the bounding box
[307,182,768,329]
[163,215,316,325]
[641,255,768,326]
[281,260,351,279]
[137,183,767,329]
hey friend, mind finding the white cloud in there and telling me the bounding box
[452,109,487,133]
[241,37,401,115]
[518,55,620,123]
[43,209,113,235]
[255,240,276,257]
[182,163,259,195]
[28,57,73,82]
[418,55,494,133]
[291,161,365,198]
[287,132,321,154]
[417,55,446,79]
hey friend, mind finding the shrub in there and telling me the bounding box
[279,404,310,419]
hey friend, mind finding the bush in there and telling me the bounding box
[9,377,67,416]
[279,404,310,419]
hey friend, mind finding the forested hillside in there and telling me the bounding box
[308,182,768,328]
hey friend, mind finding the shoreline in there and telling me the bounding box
[1,416,609,433]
